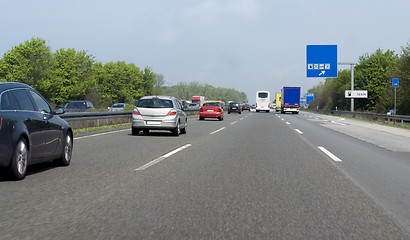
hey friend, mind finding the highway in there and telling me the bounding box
[1,111,409,239]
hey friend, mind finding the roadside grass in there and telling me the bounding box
[73,123,130,135]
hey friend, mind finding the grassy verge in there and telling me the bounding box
[73,123,130,135]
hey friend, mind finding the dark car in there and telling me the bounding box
[0,82,73,180]
[228,102,242,114]
[64,100,95,112]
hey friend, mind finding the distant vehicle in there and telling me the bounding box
[64,100,95,112]
[191,96,206,107]
[199,102,224,121]
[275,93,282,112]
[132,96,187,136]
[188,103,199,110]
[242,103,251,111]
[108,103,126,111]
[0,82,73,180]
[228,102,242,114]
[281,87,300,114]
[256,91,270,112]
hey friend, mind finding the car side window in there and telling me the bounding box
[12,89,35,111]
[0,91,20,110]
[29,90,52,114]
[174,100,181,110]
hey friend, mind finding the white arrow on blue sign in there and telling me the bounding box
[306,45,338,78]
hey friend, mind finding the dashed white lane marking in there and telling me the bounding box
[210,127,226,135]
[286,122,290,125]
[74,129,129,140]
[331,121,346,126]
[295,129,303,134]
[318,146,342,162]
[135,144,192,171]
[231,121,238,125]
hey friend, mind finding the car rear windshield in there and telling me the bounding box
[229,103,239,106]
[137,99,173,108]
[204,102,219,106]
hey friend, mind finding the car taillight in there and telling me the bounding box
[0,117,2,128]
[168,110,177,116]
[218,108,222,112]
[256,103,258,107]
[133,110,140,115]
[200,107,203,112]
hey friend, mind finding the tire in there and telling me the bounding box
[228,112,231,114]
[9,138,29,180]
[131,127,140,135]
[218,117,223,121]
[56,132,73,166]
[181,121,187,134]
[173,121,180,136]
[199,117,204,120]
[143,129,149,134]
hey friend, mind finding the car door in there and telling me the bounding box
[174,99,186,126]
[28,90,61,157]
[11,89,48,160]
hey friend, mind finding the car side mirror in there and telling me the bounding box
[55,106,65,115]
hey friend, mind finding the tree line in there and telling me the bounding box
[0,38,246,109]
[162,82,247,103]
[308,43,410,115]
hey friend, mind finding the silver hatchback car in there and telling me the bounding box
[132,96,187,136]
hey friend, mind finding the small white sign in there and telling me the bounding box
[345,90,368,98]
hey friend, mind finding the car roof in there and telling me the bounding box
[0,82,33,92]
[140,96,176,100]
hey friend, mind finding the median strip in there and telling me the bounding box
[135,144,192,171]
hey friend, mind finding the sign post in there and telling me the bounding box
[339,62,356,111]
[392,78,399,115]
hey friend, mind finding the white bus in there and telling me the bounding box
[255,91,271,112]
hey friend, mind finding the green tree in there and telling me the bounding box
[0,38,53,94]
[44,48,96,105]
[153,74,165,96]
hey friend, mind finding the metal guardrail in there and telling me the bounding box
[307,109,410,124]
[60,110,200,129]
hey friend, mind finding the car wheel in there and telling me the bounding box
[56,132,73,166]
[173,121,180,136]
[181,121,187,134]
[132,127,140,135]
[199,117,204,120]
[9,138,28,180]
[143,129,149,134]
[228,112,231,114]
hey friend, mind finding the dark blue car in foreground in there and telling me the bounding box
[0,82,73,180]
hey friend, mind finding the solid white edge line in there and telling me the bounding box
[318,146,342,162]
[295,129,303,134]
[135,144,192,171]
[210,127,226,135]
[74,129,130,140]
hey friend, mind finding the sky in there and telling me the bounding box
[1,0,409,103]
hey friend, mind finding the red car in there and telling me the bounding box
[199,102,224,121]
[242,104,251,111]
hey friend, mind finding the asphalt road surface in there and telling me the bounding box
[1,111,409,239]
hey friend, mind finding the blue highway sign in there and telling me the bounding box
[306,45,338,78]
[392,78,399,87]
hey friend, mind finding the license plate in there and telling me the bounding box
[232,107,237,109]
[207,109,214,112]
[146,121,160,125]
